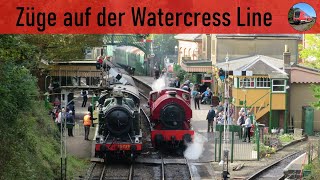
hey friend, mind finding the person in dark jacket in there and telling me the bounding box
[81,90,88,107]
[174,77,180,88]
[195,92,201,110]
[66,110,74,137]
[206,105,216,132]
[88,103,97,127]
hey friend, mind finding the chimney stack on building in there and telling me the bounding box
[283,44,291,69]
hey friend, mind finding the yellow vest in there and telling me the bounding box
[83,115,91,126]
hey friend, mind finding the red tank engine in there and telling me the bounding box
[149,88,194,150]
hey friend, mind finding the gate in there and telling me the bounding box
[214,115,262,162]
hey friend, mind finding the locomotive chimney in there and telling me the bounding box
[115,97,122,105]
[168,91,177,97]
[113,90,123,105]
[283,44,291,69]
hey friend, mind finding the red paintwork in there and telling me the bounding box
[149,88,192,123]
[95,143,142,151]
[149,88,194,145]
[151,130,195,144]
[293,9,313,23]
[149,88,191,114]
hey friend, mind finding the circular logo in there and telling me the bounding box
[288,2,316,32]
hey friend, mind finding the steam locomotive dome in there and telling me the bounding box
[160,102,185,130]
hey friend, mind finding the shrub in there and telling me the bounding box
[278,134,295,143]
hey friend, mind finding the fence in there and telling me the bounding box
[214,115,264,162]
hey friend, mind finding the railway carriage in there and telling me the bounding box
[293,9,313,24]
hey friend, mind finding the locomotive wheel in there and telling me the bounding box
[159,103,185,130]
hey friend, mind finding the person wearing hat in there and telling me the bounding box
[66,110,75,137]
[206,105,216,132]
[83,112,92,140]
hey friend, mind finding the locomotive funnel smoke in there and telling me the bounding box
[151,76,167,91]
[184,133,207,160]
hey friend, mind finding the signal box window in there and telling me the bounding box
[272,79,286,93]
[240,78,255,88]
[256,78,270,88]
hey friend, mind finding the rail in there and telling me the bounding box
[247,150,305,180]
[99,165,106,180]
[83,163,96,180]
[161,156,165,180]
[128,164,134,180]
[185,158,194,180]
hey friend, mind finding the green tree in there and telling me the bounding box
[173,64,187,82]
[153,34,177,55]
[288,8,299,23]
[0,35,88,179]
[300,34,320,110]
[299,34,320,69]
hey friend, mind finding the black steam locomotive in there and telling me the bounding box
[94,63,142,162]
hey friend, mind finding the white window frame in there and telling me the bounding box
[272,79,286,93]
[239,77,255,88]
[234,78,238,88]
[256,77,271,88]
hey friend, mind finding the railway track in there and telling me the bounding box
[247,150,305,180]
[157,154,193,180]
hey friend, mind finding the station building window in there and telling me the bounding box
[239,78,255,88]
[272,79,286,93]
[256,78,270,88]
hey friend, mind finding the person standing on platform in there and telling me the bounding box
[195,92,201,110]
[242,115,252,143]
[81,90,88,107]
[88,103,97,127]
[174,77,180,88]
[206,105,216,132]
[66,110,74,137]
[56,107,66,133]
[83,112,91,140]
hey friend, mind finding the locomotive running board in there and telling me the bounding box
[135,157,187,164]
